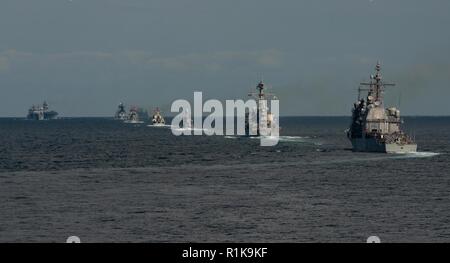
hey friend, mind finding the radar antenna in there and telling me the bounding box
[359,61,395,104]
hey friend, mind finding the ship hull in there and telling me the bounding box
[27,112,58,120]
[44,112,58,120]
[351,138,417,153]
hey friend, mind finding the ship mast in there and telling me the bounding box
[359,62,395,105]
[248,80,276,100]
[257,81,265,99]
[248,80,266,100]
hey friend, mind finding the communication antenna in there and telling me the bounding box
[359,61,395,104]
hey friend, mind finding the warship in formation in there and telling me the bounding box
[151,107,166,126]
[115,103,127,120]
[245,80,278,136]
[27,101,58,120]
[124,106,145,124]
[180,109,192,129]
[347,62,417,153]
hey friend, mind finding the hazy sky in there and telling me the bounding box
[1,0,449,116]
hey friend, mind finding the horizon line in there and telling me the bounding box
[2,115,450,118]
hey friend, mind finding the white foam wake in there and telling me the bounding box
[146,124,171,128]
[278,136,311,142]
[397,152,441,158]
[171,127,210,132]
[244,135,321,145]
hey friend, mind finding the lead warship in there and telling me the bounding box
[347,62,417,153]
[27,101,58,120]
[245,80,278,136]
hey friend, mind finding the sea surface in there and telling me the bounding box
[0,117,449,242]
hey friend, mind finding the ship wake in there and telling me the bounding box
[243,135,321,145]
[395,152,441,159]
[147,124,172,128]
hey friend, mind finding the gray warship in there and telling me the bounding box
[124,106,145,124]
[245,80,278,136]
[347,62,417,153]
[27,101,58,120]
[152,107,166,126]
[115,103,127,120]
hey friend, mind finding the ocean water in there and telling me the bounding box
[0,117,449,242]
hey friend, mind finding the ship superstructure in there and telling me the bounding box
[124,106,144,124]
[347,62,417,153]
[181,109,192,129]
[152,107,166,126]
[245,80,278,136]
[27,101,58,120]
[115,103,127,120]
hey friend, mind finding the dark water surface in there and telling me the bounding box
[0,117,449,242]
